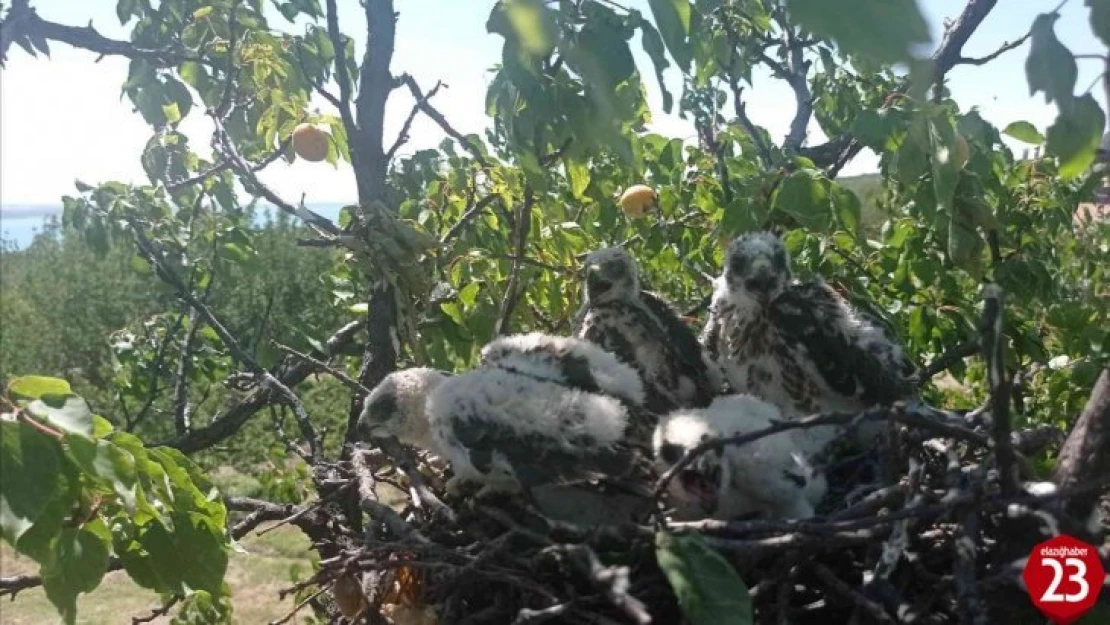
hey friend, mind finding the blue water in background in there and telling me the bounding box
[1,203,349,250]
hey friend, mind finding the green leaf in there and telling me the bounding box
[26,396,94,436]
[927,111,961,216]
[784,0,930,66]
[42,526,111,624]
[0,421,67,546]
[117,0,139,24]
[656,531,753,625]
[830,183,862,236]
[1046,93,1106,179]
[1003,121,1045,145]
[487,0,556,58]
[647,0,693,73]
[772,169,832,231]
[162,102,182,124]
[564,157,591,199]
[895,120,929,186]
[1090,0,1110,47]
[8,375,72,400]
[65,434,138,511]
[458,282,481,308]
[947,217,984,278]
[1026,13,1078,106]
[638,19,675,113]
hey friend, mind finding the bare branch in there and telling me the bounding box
[165,138,291,193]
[273,341,371,395]
[1053,366,1110,530]
[126,218,323,460]
[132,596,182,624]
[1,1,212,67]
[441,193,502,244]
[494,188,535,337]
[172,308,201,435]
[956,31,1031,67]
[915,338,981,386]
[398,74,491,168]
[165,320,363,453]
[386,80,444,161]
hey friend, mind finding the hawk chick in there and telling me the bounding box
[357,367,452,454]
[652,394,830,521]
[701,231,916,429]
[428,355,652,499]
[572,247,724,414]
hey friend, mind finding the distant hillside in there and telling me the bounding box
[838,173,888,234]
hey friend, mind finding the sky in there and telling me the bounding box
[0,0,1105,208]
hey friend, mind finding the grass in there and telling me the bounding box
[0,523,317,624]
[0,466,319,625]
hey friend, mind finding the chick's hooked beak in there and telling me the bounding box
[585,263,610,294]
[745,257,777,294]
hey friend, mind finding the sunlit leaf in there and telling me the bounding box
[656,531,753,625]
[1025,13,1078,106]
[1003,121,1045,145]
[1046,93,1105,180]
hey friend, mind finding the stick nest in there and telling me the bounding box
[267,409,1109,625]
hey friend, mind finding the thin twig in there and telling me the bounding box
[916,338,980,386]
[131,595,182,624]
[494,188,534,337]
[272,341,371,395]
[386,80,444,160]
[398,73,490,168]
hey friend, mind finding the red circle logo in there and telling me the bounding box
[1023,535,1106,625]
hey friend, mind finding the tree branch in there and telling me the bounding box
[127,218,322,460]
[980,285,1018,495]
[398,74,490,168]
[385,79,444,161]
[172,308,201,435]
[800,0,1004,174]
[956,32,1031,67]
[162,320,361,453]
[494,188,534,337]
[345,0,400,451]
[1,1,211,68]
[1053,366,1110,532]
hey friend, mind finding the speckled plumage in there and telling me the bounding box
[653,394,830,520]
[701,232,917,425]
[357,367,453,454]
[572,247,724,414]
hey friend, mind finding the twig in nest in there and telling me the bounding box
[373,436,455,522]
[352,449,430,543]
[810,562,895,624]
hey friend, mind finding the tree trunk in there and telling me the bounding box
[1052,367,1110,535]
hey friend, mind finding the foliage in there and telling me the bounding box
[0,0,1108,621]
[0,376,232,624]
[656,531,753,625]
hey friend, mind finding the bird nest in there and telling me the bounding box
[268,406,1108,625]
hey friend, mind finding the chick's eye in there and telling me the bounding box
[730,256,748,274]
